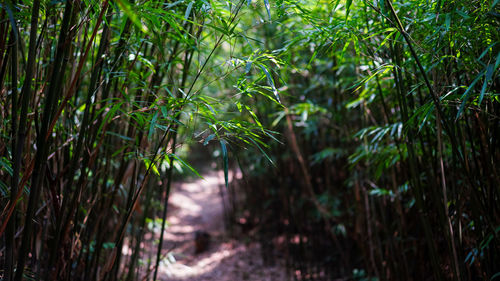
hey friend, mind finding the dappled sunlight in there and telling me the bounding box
[153,170,286,281]
[161,242,236,279]
[169,192,203,214]
[3,0,492,279]
[160,241,286,281]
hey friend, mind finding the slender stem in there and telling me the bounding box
[385,0,465,165]
[152,129,177,281]
[6,13,19,281]
[14,2,74,279]
[437,113,461,281]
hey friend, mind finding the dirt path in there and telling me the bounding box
[156,170,287,281]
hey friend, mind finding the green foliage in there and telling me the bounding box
[232,0,500,279]
[0,0,279,280]
[0,0,498,280]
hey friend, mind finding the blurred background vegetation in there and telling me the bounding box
[0,0,498,280]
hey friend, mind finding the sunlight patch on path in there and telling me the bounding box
[157,169,287,281]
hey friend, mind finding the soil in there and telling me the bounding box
[154,170,288,281]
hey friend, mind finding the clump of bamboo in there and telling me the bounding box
[231,0,499,280]
[0,1,270,280]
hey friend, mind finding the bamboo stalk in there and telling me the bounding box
[14,2,76,279]
[6,12,19,281]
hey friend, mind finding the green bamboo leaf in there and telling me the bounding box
[374,29,397,55]
[276,0,284,17]
[206,23,230,35]
[169,154,203,179]
[345,0,353,20]
[4,1,18,40]
[333,0,341,11]
[245,61,252,74]
[456,70,484,120]
[106,131,134,142]
[184,1,193,22]
[307,42,323,68]
[115,0,148,33]
[445,13,451,31]
[477,42,497,63]
[148,111,159,141]
[143,158,160,177]
[246,136,275,166]
[263,0,271,20]
[245,105,264,129]
[378,0,385,16]
[220,139,229,188]
[0,157,13,176]
[260,65,281,103]
[203,134,216,146]
[235,101,243,113]
[0,180,9,197]
[111,145,129,158]
[263,129,281,144]
[340,39,351,62]
[97,102,123,136]
[456,9,470,19]
[271,111,286,127]
[311,148,343,165]
[479,64,494,104]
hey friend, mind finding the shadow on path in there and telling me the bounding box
[156,170,287,281]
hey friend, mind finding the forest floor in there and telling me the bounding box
[154,169,288,281]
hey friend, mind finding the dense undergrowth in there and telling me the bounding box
[1,0,499,280]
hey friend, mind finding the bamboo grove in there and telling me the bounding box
[0,0,274,280]
[0,0,499,281]
[230,0,499,280]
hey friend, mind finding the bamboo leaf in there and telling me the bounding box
[263,0,272,20]
[245,61,252,73]
[169,154,203,179]
[479,64,494,104]
[4,1,18,40]
[148,110,159,141]
[374,29,397,54]
[456,71,484,119]
[345,0,353,20]
[184,1,194,22]
[97,102,123,136]
[333,0,341,11]
[245,105,264,129]
[106,131,134,142]
[143,158,160,177]
[246,136,275,166]
[445,13,451,31]
[0,157,13,176]
[0,180,9,197]
[260,65,281,103]
[477,42,497,62]
[115,0,148,33]
[203,134,216,146]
